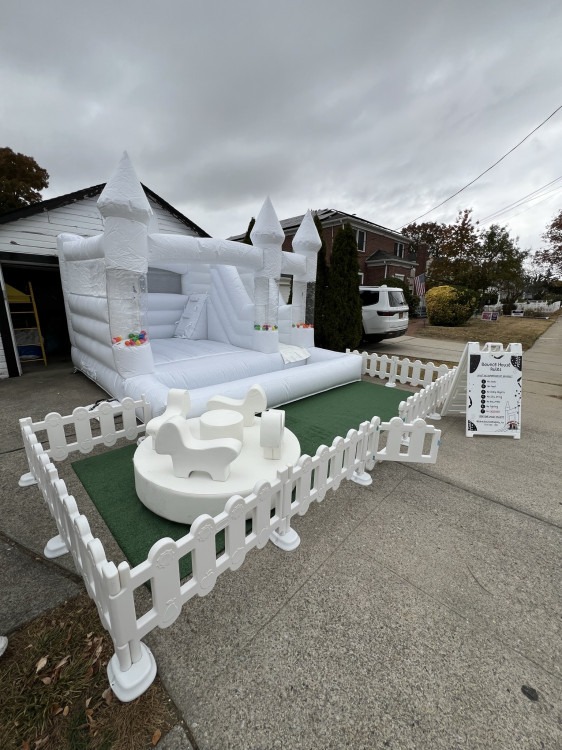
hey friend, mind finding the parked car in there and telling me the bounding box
[359,285,409,343]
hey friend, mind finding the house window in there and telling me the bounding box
[394,242,405,258]
[358,272,364,284]
[356,230,366,252]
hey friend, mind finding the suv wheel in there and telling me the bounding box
[362,329,384,344]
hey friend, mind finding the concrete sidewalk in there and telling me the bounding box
[366,333,467,364]
[1,325,561,749]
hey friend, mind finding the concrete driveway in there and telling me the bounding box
[1,324,561,749]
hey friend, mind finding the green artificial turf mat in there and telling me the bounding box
[283,380,407,457]
[72,442,200,578]
[72,380,406,571]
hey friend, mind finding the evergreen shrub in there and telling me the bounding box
[323,224,363,350]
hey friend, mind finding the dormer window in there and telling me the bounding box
[394,242,405,258]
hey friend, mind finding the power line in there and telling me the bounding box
[478,176,562,224]
[483,184,562,226]
[400,103,562,227]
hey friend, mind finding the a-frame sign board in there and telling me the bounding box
[441,342,522,439]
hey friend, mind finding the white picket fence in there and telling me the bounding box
[348,350,458,422]
[398,367,458,422]
[19,390,441,702]
[349,350,452,388]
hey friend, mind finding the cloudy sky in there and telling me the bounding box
[1,1,561,252]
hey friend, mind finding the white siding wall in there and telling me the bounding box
[0,195,202,258]
[149,200,201,236]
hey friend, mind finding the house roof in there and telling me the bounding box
[365,250,417,268]
[230,208,410,243]
[285,209,410,242]
[0,183,210,237]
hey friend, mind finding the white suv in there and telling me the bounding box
[360,285,409,343]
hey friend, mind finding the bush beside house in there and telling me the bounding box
[425,285,475,326]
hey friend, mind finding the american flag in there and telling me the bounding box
[414,273,426,297]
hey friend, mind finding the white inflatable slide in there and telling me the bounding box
[57,153,362,416]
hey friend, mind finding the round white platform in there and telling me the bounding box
[134,417,301,524]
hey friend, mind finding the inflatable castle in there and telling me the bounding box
[57,154,362,416]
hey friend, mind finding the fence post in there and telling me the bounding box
[44,474,70,559]
[270,466,300,551]
[18,420,39,486]
[104,560,157,703]
[385,356,398,388]
[351,420,373,485]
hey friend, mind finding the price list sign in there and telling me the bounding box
[466,342,522,438]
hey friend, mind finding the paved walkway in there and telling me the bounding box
[1,323,561,749]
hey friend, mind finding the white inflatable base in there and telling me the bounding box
[72,343,363,418]
[134,416,301,524]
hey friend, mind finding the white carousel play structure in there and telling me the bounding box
[136,384,302,550]
[56,153,362,417]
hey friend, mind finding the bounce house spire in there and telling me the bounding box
[98,151,152,224]
[250,197,284,250]
[292,210,321,255]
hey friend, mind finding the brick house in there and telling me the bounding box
[278,209,426,287]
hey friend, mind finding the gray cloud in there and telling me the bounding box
[1,0,561,249]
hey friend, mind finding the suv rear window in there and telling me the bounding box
[360,290,379,307]
[388,291,406,307]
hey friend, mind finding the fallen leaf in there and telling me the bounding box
[151,728,162,746]
[22,741,30,750]
[54,655,70,671]
[34,736,50,749]
[62,705,70,717]
[35,656,48,673]
[521,684,539,701]
[51,704,63,715]
[85,697,92,708]
[40,677,52,685]
[102,687,113,705]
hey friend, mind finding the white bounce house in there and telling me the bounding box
[57,154,362,416]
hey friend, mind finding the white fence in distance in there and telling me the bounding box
[19,377,443,702]
[349,349,452,388]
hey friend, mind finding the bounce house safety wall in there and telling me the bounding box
[57,153,362,416]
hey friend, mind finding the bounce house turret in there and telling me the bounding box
[290,210,321,348]
[98,152,155,378]
[251,197,284,354]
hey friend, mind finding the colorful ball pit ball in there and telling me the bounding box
[112,331,149,346]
